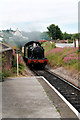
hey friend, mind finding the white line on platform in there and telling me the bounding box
[39,76,80,119]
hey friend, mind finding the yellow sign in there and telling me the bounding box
[13,46,17,49]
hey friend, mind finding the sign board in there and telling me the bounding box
[15,49,20,54]
[13,46,17,50]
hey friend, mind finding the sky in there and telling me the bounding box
[0,0,79,33]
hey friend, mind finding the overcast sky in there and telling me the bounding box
[0,0,79,33]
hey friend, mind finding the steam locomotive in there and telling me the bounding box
[23,41,48,68]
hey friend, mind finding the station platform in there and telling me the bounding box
[2,77,61,118]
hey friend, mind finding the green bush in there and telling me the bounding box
[44,43,79,71]
[2,70,11,79]
[68,39,73,43]
[51,42,56,48]
[2,54,26,79]
[42,41,56,53]
[12,67,17,73]
[19,62,25,74]
[12,55,17,67]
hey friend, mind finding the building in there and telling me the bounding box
[57,40,68,43]
[0,42,13,80]
[14,28,22,36]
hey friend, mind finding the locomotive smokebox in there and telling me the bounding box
[33,46,44,59]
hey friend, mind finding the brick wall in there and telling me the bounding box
[2,49,13,72]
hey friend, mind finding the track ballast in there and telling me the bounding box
[33,69,80,114]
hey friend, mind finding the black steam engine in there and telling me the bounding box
[23,41,48,68]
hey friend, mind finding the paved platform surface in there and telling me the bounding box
[2,77,61,118]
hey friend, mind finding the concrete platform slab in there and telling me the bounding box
[2,77,61,118]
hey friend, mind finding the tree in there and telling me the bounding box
[40,32,50,40]
[47,24,63,42]
[71,33,80,48]
[63,32,72,40]
[71,33,79,48]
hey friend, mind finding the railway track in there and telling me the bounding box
[32,69,80,118]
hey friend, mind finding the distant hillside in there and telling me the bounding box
[1,29,49,49]
[1,29,29,48]
[21,31,41,41]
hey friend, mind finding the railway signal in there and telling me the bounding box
[15,49,20,54]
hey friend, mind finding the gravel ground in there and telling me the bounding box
[49,67,79,88]
[25,65,79,88]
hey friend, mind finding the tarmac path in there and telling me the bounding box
[2,77,61,118]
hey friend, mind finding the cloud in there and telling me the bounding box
[0,0,79,33]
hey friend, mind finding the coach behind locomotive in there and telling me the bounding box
[23,41,48,68]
